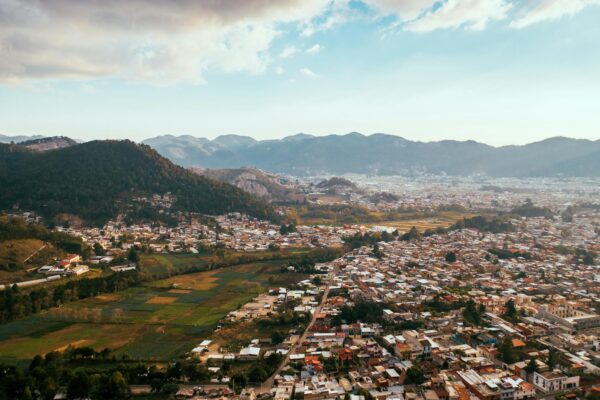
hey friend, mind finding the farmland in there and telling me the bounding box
[376,211,475,232]
[0,256,307,365]
[290,203,471,231]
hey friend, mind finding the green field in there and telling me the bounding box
[0,257,306,364]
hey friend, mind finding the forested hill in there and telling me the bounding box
[0,140,277,225]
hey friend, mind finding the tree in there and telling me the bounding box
[463,299,484,326]
[248,365,267,383]
[40,377,57,400]
[127,247,140,264]
[280,223,297,235]
[583,253,596,265]
[372,243,384,259]
[400,227,422,241]
[93,242,105,256]
[67,371,91,399]
[547,349,559,369]
[268,243,280,251]
[498,337,518,364]
[97,371,129,398]
[161,382,179,395]
[265,352,283,369]
[445,251,457,263]
[503,299,518,322]
[271,331,285,345]
[524,358,538,375]
[405,366,426,385]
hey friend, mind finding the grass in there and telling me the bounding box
[0,256,307,364]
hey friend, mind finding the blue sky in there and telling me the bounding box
[0,0,599,146]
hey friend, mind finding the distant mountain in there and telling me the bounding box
[143,134,600,177]
[0,134,46,144]
[191,167,302,202]
[0,140,277,225]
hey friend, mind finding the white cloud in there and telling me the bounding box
[300,0,357,36]
[510,0,600,29]
[0,0,333,84]
[306,44,323,54]
[275,66,285,75]
[300,67,319,78]
[363,0,436,21]
[280,46,298,59]
[405,0,512,32]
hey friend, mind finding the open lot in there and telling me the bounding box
[0,257,306,364]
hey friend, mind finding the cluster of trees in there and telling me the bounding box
[573,247,597,265]
[498,336,519,364]
[0,140,278,226]
[343,231,397,249]
[332,299,384,325]
[511,199,554,219]
[425,294,466,313]
[279,222,297,235]
[400,227,422,241]
[501,299,520,323]
[343,216,514,249]
[561,205,577,222]
[488,248,532,260]
[0,347,242,399]
[283,247,343,274]
[462,299,487,326]
[406,216,515,241]
[450,216,515,234]
[445,251,457,263]
[0,350,131,400]
[0,271,140,323]
[231,352,283,387]
[316,177,357,190]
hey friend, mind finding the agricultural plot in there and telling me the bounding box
[0,259,305,364]
[376,211,474,232]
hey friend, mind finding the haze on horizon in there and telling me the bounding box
[1,0,599,147]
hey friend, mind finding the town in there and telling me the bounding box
[1,176,599,400]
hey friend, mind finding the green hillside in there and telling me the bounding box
[0,140,277,225]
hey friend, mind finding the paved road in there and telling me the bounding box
[258,270,334,393]
[130,383,229,395]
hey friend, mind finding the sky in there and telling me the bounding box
[0,0,599,146]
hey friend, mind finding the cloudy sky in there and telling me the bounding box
[1,0,599,145]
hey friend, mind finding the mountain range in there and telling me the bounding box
[0,140,276,225]
[143,133,600,177]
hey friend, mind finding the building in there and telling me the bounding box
[532,371,579,393]
[537,304,600,332]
